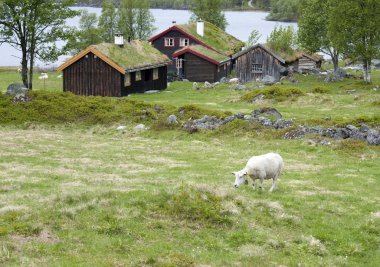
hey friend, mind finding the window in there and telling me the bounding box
[164,37,174,47]
[179,38,189,47]
[135,71,141,81]
[124,73,131,86]
[153,68,159,80]
[252,63,263,73]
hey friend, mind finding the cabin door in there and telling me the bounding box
[176,57,185,80]
[144,69,153,91]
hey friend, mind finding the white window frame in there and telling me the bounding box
[135,71,141,81]
[164,37,174,47]
[153,68,159,80]
[179,38,189,47]
[124,73,131,86]
[252,63,263,73]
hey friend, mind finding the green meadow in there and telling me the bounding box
[0,68,379,266]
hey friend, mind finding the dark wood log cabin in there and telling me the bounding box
[57,40,171,96]
[172,45,231,82]
[233,43,322,82]
[149,21,244,81]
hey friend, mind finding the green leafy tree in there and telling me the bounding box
[266,25,297,54]
[190,0,227,30]
[98,0,118,42]
[118,0,155,41]
[135,0,156,40]
[246,29,261,47]
[0,0,79,89]
[298,0,341,71]
[118,0,136,40]
[329,0,380,83]
[65,10,103,54]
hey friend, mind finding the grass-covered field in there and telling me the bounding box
[0,68,380,266]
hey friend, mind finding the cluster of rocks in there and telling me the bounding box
[169,107,380,145]
[323,69,350,82]
[284,124,380,145]
[192,77,245,90]
[6,83,29,102]
[181,107,294,133]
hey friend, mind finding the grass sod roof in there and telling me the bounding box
[264,44,322,63]
[175,45,230,63]
[176,22,245,56]
[91,40,170,71]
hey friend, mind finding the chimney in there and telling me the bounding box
[196,20,204,37]
[114,33,124,47]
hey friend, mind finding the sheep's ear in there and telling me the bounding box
[231,172,236,175]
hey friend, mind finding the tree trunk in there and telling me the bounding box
[363,60,371,84]
[21,46,29,89]
[29,59,34,90]
[332,54,339,72]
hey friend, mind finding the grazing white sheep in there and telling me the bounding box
[232,153,284,192]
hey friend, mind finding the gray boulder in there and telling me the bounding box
[261,75,277,84]
[6,83,28,96]
[252,107,282,120]
[134,124,148,131]
[220,77,229,83]
[231,84,246,90]
[204,81,213,88]
[367,130,380,145]
[167,114,178,124]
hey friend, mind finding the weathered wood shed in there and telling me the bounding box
[232,43,322,82]
[233,44,285,82]
[57,41,171,96]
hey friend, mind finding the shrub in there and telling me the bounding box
[241,86,304,102]
[312,86,331,94]
[160,187,232,227]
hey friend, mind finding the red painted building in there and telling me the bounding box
[149,21,244,82]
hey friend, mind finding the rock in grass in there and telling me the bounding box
[117,126,127,130]
[134,124,147,131]
[6,83,28,96]
[193,82,200,90]
[167,115,178,124]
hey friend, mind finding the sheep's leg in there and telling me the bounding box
[258,172,265,191]
[250,176,256,190]
[269,175,278,192]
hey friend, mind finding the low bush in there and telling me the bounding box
[312,86,331,94]
[0,91,166,125]
[159,187,232,227]
[241,86,304,102]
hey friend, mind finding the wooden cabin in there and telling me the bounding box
[149,21,244,81]
[232,44,322,83]
[57,40,171,96]
[172,45,231,82]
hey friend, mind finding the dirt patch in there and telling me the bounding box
[11,229,59,245]
[239,243,267,257]
[371,211,380,218]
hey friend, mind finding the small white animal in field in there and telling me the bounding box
[232,153,284,192]
[38,73,48,79]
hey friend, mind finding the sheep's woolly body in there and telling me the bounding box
[233,153,284,192]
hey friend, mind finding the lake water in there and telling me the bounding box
[0,7,297,67]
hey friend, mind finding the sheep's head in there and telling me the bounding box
[232,170,248,188]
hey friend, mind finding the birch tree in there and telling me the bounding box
[0,0,78,89]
